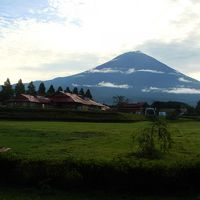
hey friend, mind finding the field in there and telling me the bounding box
[0,120,200,161]
[0,119,200,195]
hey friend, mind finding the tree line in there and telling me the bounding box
[0,78,93,102]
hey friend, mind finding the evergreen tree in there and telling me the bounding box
[72,87,78,95]
[1,78,14,101]
[15,79,25,96]
[196,100,200,115]
[47,85,55,96]
[57,86,63,93]
[79,88,85,96]
[27,81,36,96]
[38,82,46,96]
[85,89,92,99]
[65,87,71,93]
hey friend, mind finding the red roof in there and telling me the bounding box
[51,92,109,108]
[10,94,50,104]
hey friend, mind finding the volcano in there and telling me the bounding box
[36,51,200,105]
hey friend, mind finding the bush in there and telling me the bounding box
[132,119,173,158]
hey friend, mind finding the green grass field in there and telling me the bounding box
[0,119,200,196]
[0,119,200,162]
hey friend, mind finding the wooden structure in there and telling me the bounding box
[8,94,51,108]
[50,92,109,111]
[117,102,145,114]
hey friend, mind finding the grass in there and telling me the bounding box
[0,119,200,192]
[0,119,200,162]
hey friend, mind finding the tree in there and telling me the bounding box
[14,79,25,97]
[38,82,46,96]
[0,78,14,101]
[27,81,36,96]
[85,89,92,99]
[65,87,71,93]
[113,95,128,106]
[132,119,173,158]
[79,88,85,96]
[57,86,63,93]
[47,85,55,96]
[72,87,78,95]
[196,100,200,115]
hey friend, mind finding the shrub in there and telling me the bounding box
[132,119,173,158]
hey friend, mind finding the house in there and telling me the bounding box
[50,91,110,111]
[8,94,51,108]
[117,102,145,114]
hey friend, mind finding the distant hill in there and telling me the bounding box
[34,51,200,105]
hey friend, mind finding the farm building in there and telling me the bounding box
[8,94,51,108]
[50,92,109,111]
[117,102,145,114]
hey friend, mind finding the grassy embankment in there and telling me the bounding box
[0,119,200,192]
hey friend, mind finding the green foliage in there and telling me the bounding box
[47,85,55,96]
[27,81,36,96]
[65,87,71,93]
[57,86,63,92]
[85,89,92,99]
[196,100,200,115]
[79,88,85,96]
[38,82,46,96]
[112,95,128,106]
[73,87,78,95]
[0,78,14,101]
[14,79,25,96]
[133,119,173,158]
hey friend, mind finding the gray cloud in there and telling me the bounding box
[137,30,200,76]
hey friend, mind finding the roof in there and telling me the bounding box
[51,92,110,108]
[10,94,51,104]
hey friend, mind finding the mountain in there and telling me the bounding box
[36,51,200,105]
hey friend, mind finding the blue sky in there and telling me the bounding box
[0,0,200,84]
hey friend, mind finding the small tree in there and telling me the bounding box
[57,86,63,93]
[113,95,128,106]
[196,100,200,115]
[27,81,36,96]
[47,85,55,96]
[38,82,46,96]
[65,87,71,93]
[79,88,85,96]
[132,119,173,158]
[85,89,92,99]
[15,79,25,96]
[1,78,14,101]
[72,87,78,95]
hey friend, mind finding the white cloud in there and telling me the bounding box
[98,81,130,89]
[138,69,164,74]
[1,0,200,83]
[88,68,121,73]
[178,77,192,82]
[142,86,200,94]
[125,68,136,74]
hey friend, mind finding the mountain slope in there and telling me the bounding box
[37,51,200,105]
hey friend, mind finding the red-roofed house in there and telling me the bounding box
[50,92,109,111]
[8,94,51,108]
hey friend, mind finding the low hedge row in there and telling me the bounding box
[0,107,146,122]
[0,155,200,193]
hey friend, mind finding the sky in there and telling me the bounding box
[0,0,200,84]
